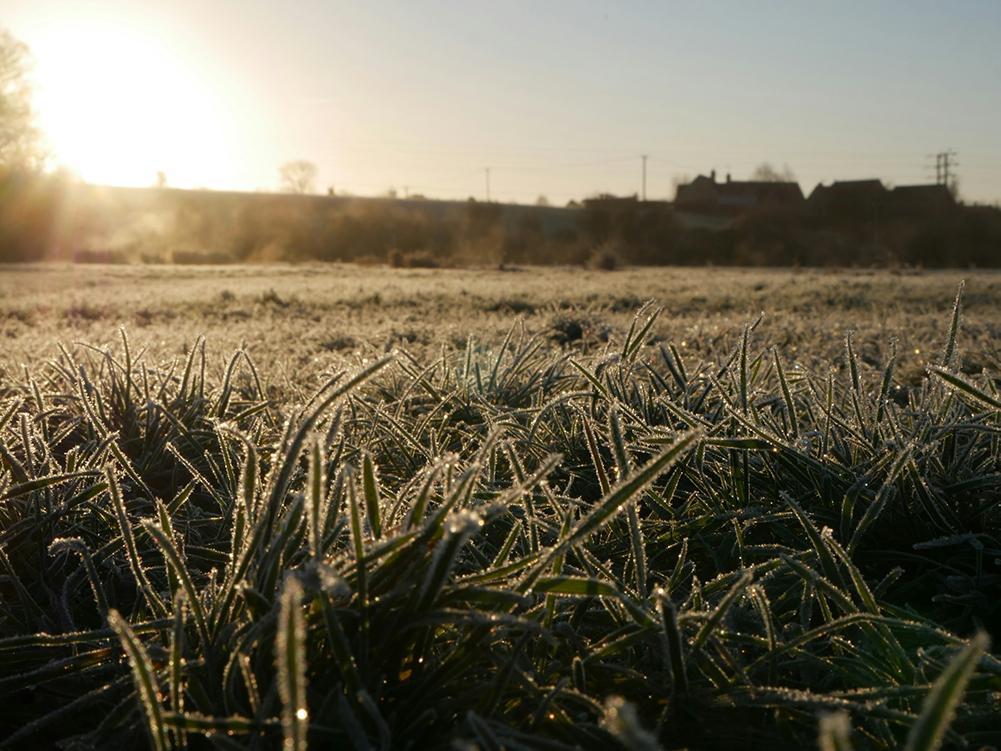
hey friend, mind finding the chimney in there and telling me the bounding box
[710,169,716,182]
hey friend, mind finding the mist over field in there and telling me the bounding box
[2,3,1001,750]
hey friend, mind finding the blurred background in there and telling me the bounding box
[2,1,1000,266]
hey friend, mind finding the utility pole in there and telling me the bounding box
[485,167,491,202]
[927,150,958,186]
[940,150,957,187]
[641,155,648,201]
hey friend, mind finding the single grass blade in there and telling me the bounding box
[361,451,383,540]
[928,366,1001,412]
[108,610,169,751]
[105,466,167,619]
[307,437,325,559]
[903,632,989,751]
[691,569,753,652]
[656,589,689,696]
[818,711,854,751]
[143,519,210,648]
[939,280,965,369]
[276,576,308,751]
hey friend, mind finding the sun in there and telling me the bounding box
[31,25,237,188]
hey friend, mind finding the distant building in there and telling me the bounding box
[888,184,956,214]
[674,170,804,215]
[808,179,887,219]
[808,179,955,219]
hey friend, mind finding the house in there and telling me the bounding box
[808,179,955,220]
[808,179,887,219]
[888,184,956,214]
[674,170,804,215]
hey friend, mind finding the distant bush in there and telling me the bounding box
[171,249,234,265]
[73,248,129,264]
[258,287,291,307]
[388,249,441,268]
[591,244,621,270]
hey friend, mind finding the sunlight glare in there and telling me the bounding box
[32,26,236,188]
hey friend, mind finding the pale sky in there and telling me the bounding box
[7,0,1001,204]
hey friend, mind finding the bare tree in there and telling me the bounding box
[0,28,42,168]
[535,194,550,207]
[750,162,796,182]
[671,174,692,196]
[279,160,318,194]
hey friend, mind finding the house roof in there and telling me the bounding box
[828,179,885,188]
[808,179,887,201]
[712,181,804,201]
[676,175,804,207]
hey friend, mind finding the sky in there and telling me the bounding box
[6,0,1001,204]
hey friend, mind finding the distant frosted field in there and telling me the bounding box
[1,265,996,385]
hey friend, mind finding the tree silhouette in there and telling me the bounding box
[0,28,42,168]
[279,160,318,194]
[750,162,796,182]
